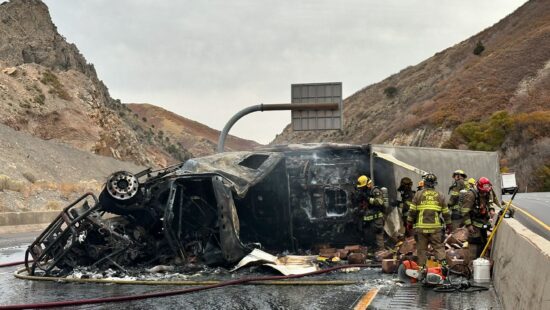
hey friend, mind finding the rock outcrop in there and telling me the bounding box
[273,0,550,191]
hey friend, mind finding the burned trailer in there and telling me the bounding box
[26,164,252,275]
[368,144,502,205]
[259,144,372,249]
[25,145,374,275]
[26,143,501,276]
[181,146,372,251]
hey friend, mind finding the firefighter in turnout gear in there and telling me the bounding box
[354,175,385,251]
[461,177,501,258]
[407,173,451,267]
[397,177,415,236]
[448,169,468,231]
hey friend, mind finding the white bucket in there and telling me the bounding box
[472,258,491,283]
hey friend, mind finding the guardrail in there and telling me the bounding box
[492,218,550,310]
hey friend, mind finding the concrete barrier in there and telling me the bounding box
[492,218,550,310]
[0,211,59,227]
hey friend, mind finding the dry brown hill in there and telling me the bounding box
[0,0,185,167]
[0,122,144,212]
[0,0,258,170]
[273,0,550,192]
[127,103,261,157]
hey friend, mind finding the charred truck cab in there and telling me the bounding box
[26,143,500,276]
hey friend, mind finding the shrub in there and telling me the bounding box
[536,165,550,192]
[142,117,147,122]
[473,40,485,56]
[22,172,37,183]
[513,111,550,140]
[384,86,398,98]
[44,201,62,211]
[40,71,71,101]
[0,175,24,192]
[452,110,513,151]
[33,94,45,105]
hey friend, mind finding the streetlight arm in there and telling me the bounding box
[216,103,338,153]
[217,104,263,153]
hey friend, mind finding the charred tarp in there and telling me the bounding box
[26,144,372,275]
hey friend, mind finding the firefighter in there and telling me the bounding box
[354,175,385,251]
[448,169,468,231]
[397,177,415,236]
[461,177,501,259]
[407,173,451,268]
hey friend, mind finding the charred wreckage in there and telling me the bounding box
[26,144,380,276]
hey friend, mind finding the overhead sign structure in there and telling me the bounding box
[217,82,342,153]
[291,82,343,131]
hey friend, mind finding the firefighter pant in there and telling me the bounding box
[363,217,385,251]
[450,207,463,232]
[468,226,488,259]
[415,230,445,266]
[451,218,462,232]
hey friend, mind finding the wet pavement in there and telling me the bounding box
[370,281,502,310]
[0,232,502,309]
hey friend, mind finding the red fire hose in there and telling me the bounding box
[0,262,374,309]
[0,261,28,268]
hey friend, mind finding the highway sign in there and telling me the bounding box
[291,82,342,131]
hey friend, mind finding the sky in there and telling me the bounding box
[44,0,528,144]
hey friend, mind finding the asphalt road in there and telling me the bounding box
[503,192,550,241]
[0,231,501,309]
[0,232,382,310]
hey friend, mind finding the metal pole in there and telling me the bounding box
[217,103,338,153]
[480,187,518,258]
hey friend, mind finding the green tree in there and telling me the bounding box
[473,40,485,56]
[384,86,398,98]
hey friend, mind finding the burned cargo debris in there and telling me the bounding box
[26,145,372,275]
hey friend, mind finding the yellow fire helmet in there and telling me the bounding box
[468,178,476,186]
[452,169,467,178]
[357,175,373,188]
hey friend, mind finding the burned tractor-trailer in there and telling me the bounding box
[25,143,501,276]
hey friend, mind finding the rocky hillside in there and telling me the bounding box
[0,0,258,170]
[127,103,260,157]
[0,0,191,167]
[0,123,143,212]
[273,0,550,192]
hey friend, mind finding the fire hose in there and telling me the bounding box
[0,260,28,268]
[432,281,489,293]
[0,262,378,309]
[433,188,520,294]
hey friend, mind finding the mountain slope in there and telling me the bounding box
[273,0,550,191]
[0,122,144,212]
[127,103,260,157]
[0,0,178,166]
[0,0,258,168]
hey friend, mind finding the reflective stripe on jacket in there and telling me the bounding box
[407,188,450,231]
[363,211,384,222]
[448,179,466,211]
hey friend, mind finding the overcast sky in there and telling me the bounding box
[44,0,527,144]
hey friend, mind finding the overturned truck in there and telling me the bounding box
[25,144,501,276]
